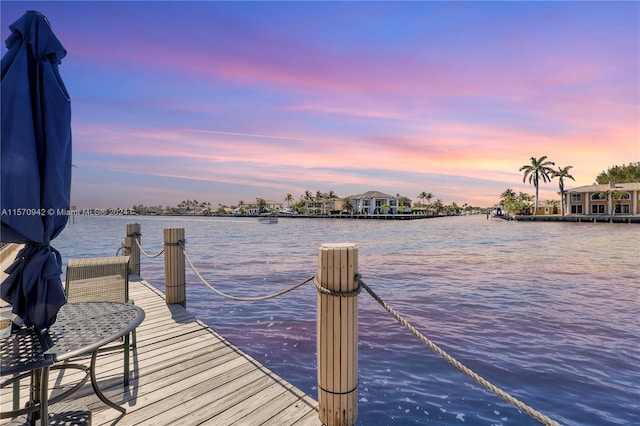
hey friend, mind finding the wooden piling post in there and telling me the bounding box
[124,223,141,276]
[164,227,186,307]
[317,243,358,426]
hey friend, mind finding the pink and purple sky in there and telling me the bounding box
[2,1,638,208]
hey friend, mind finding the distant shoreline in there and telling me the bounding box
[272,213,439,220]
[65,211,640,223]
[511,215,639,223]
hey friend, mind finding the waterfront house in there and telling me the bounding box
[246,199,284,215]
[265,200,284,212]
[304,193,344,215]
[347,191,405,215]
[565,181,640,216]
[535,200,560,215]
[321,197,344,214]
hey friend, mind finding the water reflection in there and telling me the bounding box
[55,215,639,425]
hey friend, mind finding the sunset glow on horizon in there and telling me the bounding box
[2,1,638,209]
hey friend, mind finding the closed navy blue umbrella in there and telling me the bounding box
[1,11,71,331]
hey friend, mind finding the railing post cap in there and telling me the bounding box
[320,243,357,248]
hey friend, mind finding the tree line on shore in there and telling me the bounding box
[128,192,484,216]
[111,162,639,217]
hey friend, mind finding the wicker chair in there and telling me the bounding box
[65,256,136,387]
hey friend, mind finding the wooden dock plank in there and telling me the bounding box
[232,381,314,425]
[1,278,321,426]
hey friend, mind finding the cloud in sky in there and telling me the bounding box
[1,1,638,208]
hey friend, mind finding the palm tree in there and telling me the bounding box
[256,198,267,214]
[418,192,428,208]
[610,190,628,215]
[501,191,533,215]
[500,188,516,201]
[397,196,411,214]
[326,190,337,214]
[315,191,324,215]
[284,194,293,207]
[432,199,443,215]
[303,191,313,215]
[425,192,433,205]
[519,156,556,215]
[418,191,433,214]
[499,188,516,214]
[517,192,534,215]
[598,189,626,215]
[177,200,187,214]
[342,197,354,215]
[304,190,313,201]
[551,165,575,216]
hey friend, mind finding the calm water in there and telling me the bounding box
[53,215,639,425]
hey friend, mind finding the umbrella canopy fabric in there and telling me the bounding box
[1,11,72,331]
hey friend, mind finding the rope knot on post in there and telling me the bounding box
[164,239,186,248]
[314,275,361,298]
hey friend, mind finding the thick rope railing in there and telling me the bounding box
[357,276,561,426]
[181,245,314,301]
[134,238,164,258]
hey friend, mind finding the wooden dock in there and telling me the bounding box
[1,277,321,425]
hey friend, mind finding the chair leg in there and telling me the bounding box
[127,299,137,349]
[12,373,19,412]
[124,333,130,387]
